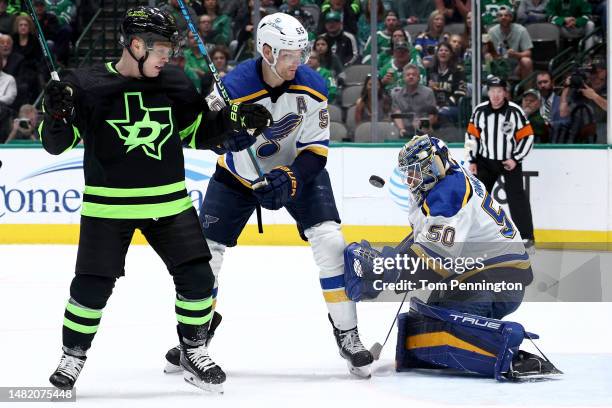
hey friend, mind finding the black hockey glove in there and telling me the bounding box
[212,130,258,154]
[227,102,272,132]
[252,166,301,210]
[43,81,75,121]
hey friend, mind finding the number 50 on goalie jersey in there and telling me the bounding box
[408,164,529,273]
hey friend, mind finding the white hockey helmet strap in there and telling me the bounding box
[257,13,310,72]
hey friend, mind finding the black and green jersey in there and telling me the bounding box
[40,62,232,219]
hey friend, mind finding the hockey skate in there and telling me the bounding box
[180,338,226,393]
[505,350,563,381]
[49,350,86,390]
[329,314,373,378]
[164,311,222,374]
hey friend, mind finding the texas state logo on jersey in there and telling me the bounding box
[205,58,330,185]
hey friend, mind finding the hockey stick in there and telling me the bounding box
[369,231,416,360]
[370,290,408,360]
[175,0,265,179]
[24,0,60,81]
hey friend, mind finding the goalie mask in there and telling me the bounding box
[397,135,450,204]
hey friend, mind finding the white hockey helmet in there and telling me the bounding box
[256,13,310,66]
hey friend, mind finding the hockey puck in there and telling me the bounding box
[369,175,385,188]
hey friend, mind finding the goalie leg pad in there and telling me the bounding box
[396,298,528,381]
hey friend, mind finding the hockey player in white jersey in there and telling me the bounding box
[164,13,373,377]
[344,135,561,380]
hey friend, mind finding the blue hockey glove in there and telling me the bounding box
[252,166,300,210]
[343,241,402,301]
[343,240,384,301]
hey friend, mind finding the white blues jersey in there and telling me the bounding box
[205,58,329,185]
[409,164,528,273]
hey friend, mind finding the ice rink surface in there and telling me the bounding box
[1,245,611,408]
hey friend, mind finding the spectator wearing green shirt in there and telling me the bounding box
[307,50,337,104]
[200,0,231,46]
[372,28,412,71]
[380,38,425,90]
[546,0,595,50]
[380,39,413,91]
[5,0,19,15]
[35,0,73,65]
[198,14,227,47]
[44,0,75,27]
[356,0,384,47]
[361,10,400,64]
[480,0,512,26]
[182,31,210,92]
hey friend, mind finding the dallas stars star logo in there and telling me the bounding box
[107,92,174,160]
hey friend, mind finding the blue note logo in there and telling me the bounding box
[201,214,219,228]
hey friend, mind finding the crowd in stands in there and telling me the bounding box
[0,0,608,144]
[0,0,79,143]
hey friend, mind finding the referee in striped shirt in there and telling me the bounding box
[465,76,535,246]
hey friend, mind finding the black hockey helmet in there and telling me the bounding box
[120,6,179,50]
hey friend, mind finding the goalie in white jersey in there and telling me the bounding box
[344,135,561,380]
[345,134,533,314]
[164,13,373,377]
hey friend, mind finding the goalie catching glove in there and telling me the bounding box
[252,166,300,210]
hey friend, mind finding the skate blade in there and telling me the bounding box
[347,361,372,379]
[507,369,564,382]
[183,371,224,394]
[164,361,182,374]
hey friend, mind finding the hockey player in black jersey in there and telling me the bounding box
[41,6,272,393]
